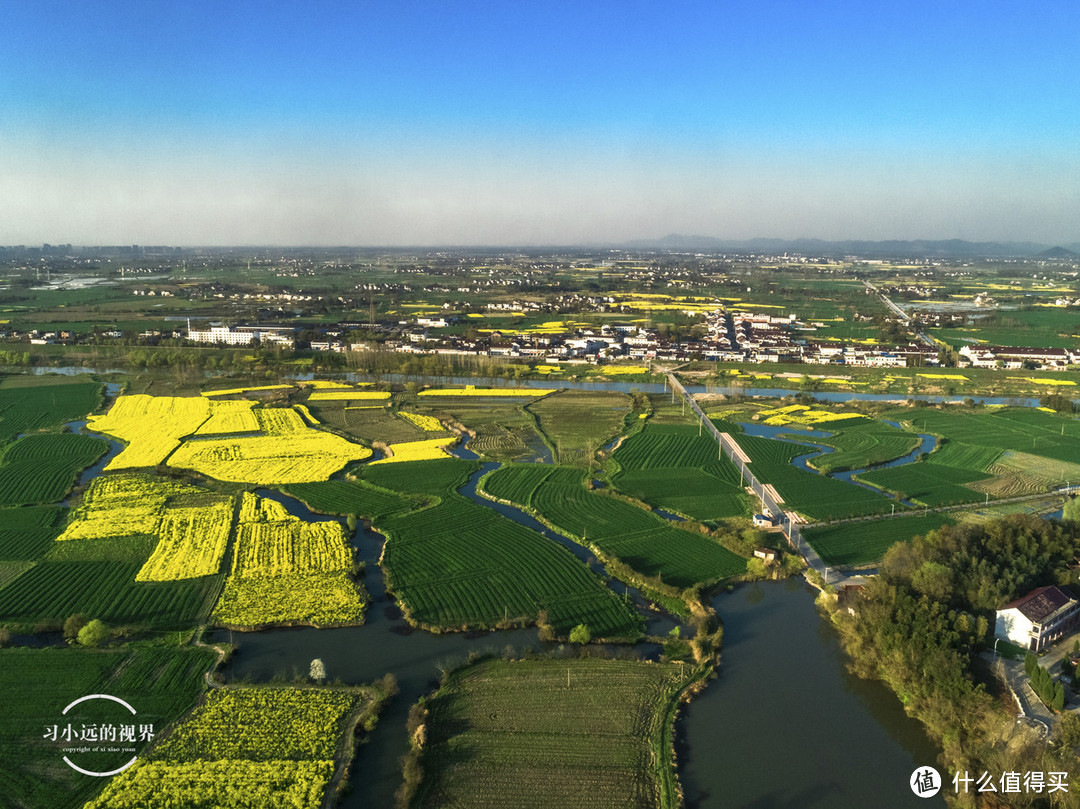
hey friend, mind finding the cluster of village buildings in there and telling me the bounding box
[11,307,1080,371]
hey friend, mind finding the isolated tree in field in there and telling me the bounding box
[569,624,591,645]
[63,613,88,642]
[309,658,326,682]
[77,619,109,648]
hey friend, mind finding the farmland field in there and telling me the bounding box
[308,404,427,444]
[367,459,641,637]
[212,492,364,628]
[802,513,954,567]
[0,560,224,629]
[484,464,747,588]
[0,377,102,441]
[528,389,630,465]
[406,397,544,462]
[88,394,373,483]
[851,406,1080,506]
[86,686,367,809]
[793,418,921,473]
[855,462,990,507]
[0,432,108,506]
[611,424,748,520]
[168,411,372,483]
[732,434,896,521]
[412,658,699,809]
[0,506,66,559]
[971,450,1080,498]
[56,474,235,583]
[371,436,456,464]
[0,644,215,809]
[283,479,418,520]
[88,394,210,469]
[882,407,1080,465]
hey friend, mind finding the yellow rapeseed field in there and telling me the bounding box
[57,474,235,582]
[294,403,320,424]
[307,390,391,401]
[370,437,456,464]
[600,365,650,375]
[195,399,260,435]
[201,384,293,397]
[168,431,371,483]
[1008,377,1076,387]
[418,385,554,397]
[212,492,363,627]
[88,394,210,469]
[397,411,444,432]
[136,499,235,581]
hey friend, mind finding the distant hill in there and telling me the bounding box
[1037,246,1079,259]
[622,234,1059,259]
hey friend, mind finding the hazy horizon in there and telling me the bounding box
[4,2,1079,247]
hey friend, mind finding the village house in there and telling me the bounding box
[995,585,1080,652]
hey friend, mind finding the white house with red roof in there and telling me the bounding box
[995,585,1080,652]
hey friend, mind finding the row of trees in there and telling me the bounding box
[1025,652,1067,712]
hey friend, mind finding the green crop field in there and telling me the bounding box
[802,513,954,567]
[929,308,1080,350]
[411,397,545,462]
[0,561,224,630]
[310,402,425,445]
[921,441,1002,473]
[0,644,214,809]
[284,479,417,520]
[412,658,699,809]
[732,435,896,521]
[884,407,1080,465]
[800,418,921,473]
[0,505,65,560]
[528,390,630,465]
[612,424,748,520]
[363,457,477,496]
[365,460,641,638]
[480,463,556,508]
[855,463,989,507]
[0,377,102,441]
[484,464,747,588]
[854,406,1080,505]
[0,433,108,506]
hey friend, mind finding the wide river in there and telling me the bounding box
[56,369,952,807]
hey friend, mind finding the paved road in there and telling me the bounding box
[862,280,940,351]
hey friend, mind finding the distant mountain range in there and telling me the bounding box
[621,234,1080,259]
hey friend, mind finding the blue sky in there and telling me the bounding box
[2,1,1079,245]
